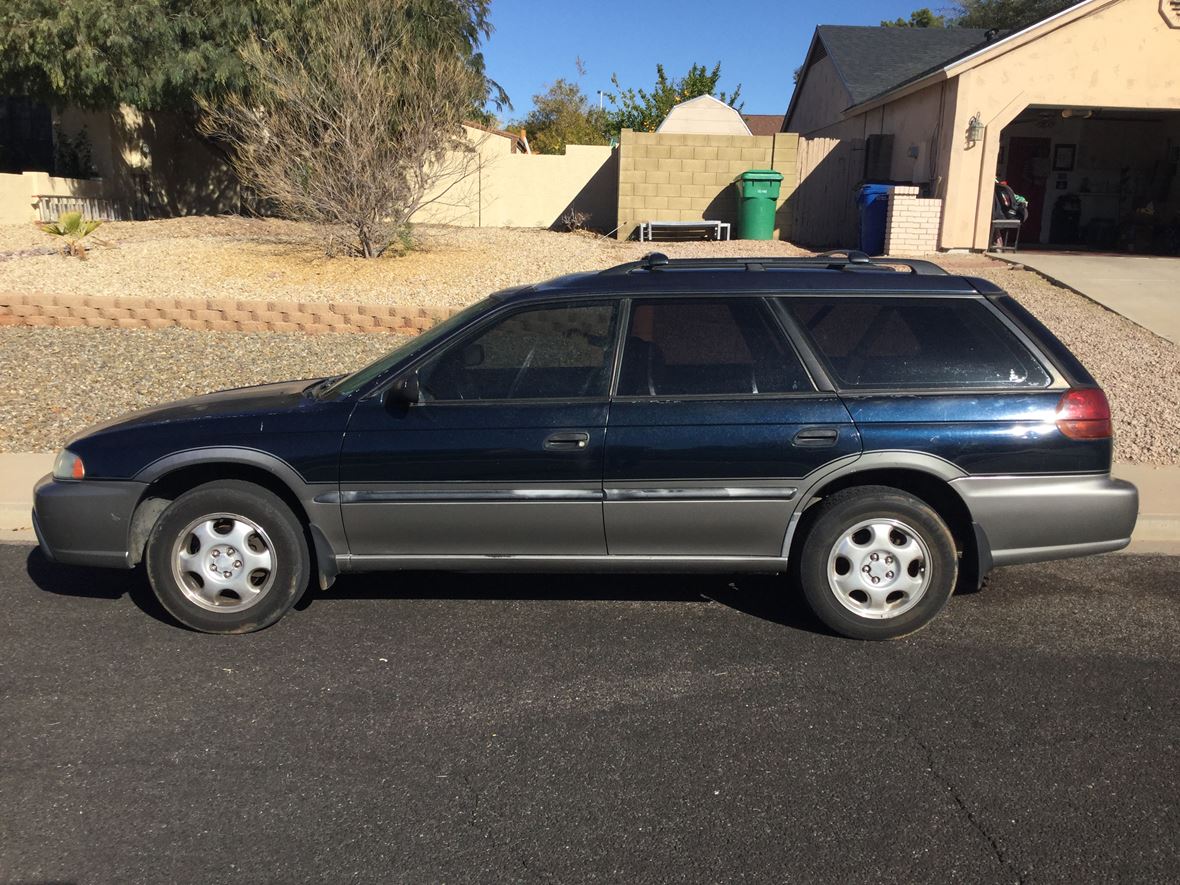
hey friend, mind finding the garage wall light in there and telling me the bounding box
[966,113,985,147]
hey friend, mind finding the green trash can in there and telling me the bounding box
[736,169,783,240]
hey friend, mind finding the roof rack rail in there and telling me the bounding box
[599,252,670,275]
[599,251,946,276]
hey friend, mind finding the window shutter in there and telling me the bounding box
[864,134,894,181]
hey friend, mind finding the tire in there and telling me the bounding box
[798,486,957,640]
[145,480,310,634]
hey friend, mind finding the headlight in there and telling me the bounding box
[52,449,85,480]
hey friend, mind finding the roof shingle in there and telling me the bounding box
[741,113,785,135]
[816,25,1004,106]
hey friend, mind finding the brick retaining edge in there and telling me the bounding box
[0,292,457,336]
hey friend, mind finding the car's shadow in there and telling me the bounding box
[24,547,829,635]
[25,547,177,626]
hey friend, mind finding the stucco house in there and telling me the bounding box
[0,99,237,224]
[784,0,1180,253]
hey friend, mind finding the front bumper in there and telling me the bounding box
[952,473,1138,568]
[33,473,146,569]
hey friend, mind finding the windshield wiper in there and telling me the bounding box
[305,375,345,399]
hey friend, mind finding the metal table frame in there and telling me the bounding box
[638,220,731,242]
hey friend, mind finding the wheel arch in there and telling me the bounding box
[127,449,340,588]
[786,456,987,591]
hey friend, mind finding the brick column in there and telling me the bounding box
[883,186,943,255]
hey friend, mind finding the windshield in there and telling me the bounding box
[316,297,497,399]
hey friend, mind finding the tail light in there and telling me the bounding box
[1056,388,1111,439]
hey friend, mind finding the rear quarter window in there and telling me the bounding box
[783,297,1051,389]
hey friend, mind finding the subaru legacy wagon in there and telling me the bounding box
[33,252,1138,639]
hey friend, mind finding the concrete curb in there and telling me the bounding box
[1,453,1176,554]
[0,453,52,543]
[0,292,457,336]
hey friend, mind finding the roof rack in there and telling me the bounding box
[599,250,947,276]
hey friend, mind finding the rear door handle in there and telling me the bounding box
[544,431,591,451]
[792,427,840,447]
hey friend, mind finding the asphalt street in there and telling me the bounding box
[1,543,1177,884]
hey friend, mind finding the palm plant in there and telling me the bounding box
[39,211,103,259]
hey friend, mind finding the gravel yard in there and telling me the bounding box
[1,220,1176,464]
[0,216,809,309]
[0,326,399,453]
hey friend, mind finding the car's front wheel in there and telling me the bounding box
[798,486,957,640]
[145,480,309,633]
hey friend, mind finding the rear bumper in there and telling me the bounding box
[952,473,1138,568]
[33,473,145,569]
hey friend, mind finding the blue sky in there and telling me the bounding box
[482,0,931,120]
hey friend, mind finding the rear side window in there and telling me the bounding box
[783,297,1051,389]
[618,298,813,397]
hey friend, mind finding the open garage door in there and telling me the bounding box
[997,106,1180,255]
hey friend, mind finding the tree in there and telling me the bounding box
[605,62,742,134]
[512,78,609,154]
[885,0,1075,31]
[199,0,483,258]
[0,0,505,130]
[951,0,1075,29]
[881,8,947,27]
[0,2,293,112]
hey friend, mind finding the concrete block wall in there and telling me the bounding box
[883,186,942,254]
[414,128,618,231]
[616,130,799,240]
[0,292,456,336]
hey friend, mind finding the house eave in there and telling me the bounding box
[783,30,854,132]
[839,0,1121,119]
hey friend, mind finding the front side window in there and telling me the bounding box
[783,297,1051,389]
[418,302,619,401]
[617,298,813,397]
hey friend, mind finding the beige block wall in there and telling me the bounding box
[616,130,799,240]
[414,127,617,230]
[1,104,238,223]
[884,186,942,254]
[0,172,110,224]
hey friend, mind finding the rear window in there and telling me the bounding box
[782,297,1051,389]
[618,298,813,397]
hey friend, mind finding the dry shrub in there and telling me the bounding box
[200,0,483,258]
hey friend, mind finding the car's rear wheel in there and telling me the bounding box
[145,480,309,633]
[798,486,957,640]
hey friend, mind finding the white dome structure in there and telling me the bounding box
[656,95,752,136]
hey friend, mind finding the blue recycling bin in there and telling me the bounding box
[857,184,892,256]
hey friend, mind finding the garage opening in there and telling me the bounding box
[996,106,1180,255]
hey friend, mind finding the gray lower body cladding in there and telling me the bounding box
[32,470,1139,577]
[32,473,146,568]
[951,473,1138,567]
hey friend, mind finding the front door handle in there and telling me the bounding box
[544,431,591,451]
[792,427,840,447]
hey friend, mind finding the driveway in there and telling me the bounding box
[2,542,1178,883]
[1003,252,1180,345]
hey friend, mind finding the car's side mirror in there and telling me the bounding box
[385,371,422,407]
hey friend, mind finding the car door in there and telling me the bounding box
[339,299,621,557]
[603,297,860,558]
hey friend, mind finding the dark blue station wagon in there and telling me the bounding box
[33,252,1139,639]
